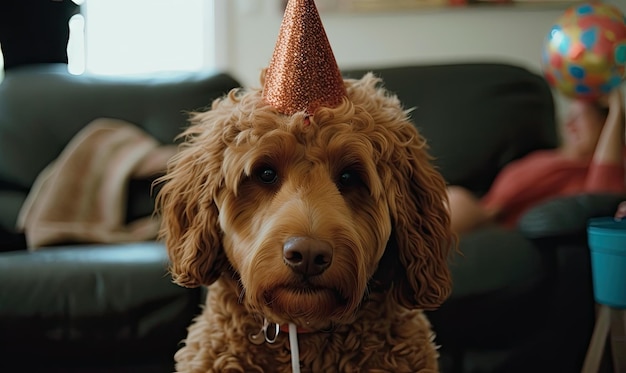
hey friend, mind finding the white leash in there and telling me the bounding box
[288,323,301,373]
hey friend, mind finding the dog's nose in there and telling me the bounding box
[283,237,332,276]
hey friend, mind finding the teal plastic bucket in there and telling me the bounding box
[588,217,626,309]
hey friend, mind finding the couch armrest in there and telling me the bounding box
[517,193,626,239]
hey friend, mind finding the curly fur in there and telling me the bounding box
[156,72,453,372]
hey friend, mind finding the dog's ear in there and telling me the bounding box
[383,123,454,310]
[155,112,229,288]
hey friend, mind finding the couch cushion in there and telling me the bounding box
[428,227,550,349]
[0,242,201,368]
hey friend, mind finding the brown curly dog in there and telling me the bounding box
[156,72,453,372]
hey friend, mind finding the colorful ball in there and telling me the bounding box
[541,2,626,100]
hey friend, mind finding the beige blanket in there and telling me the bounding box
[17,118,177,249]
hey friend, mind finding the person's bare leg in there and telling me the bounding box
[615,201,626,220]
[447,186,495,235]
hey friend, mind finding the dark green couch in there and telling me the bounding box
[1,62,622,373]
[0,65,240,372]
[343,64,624,373]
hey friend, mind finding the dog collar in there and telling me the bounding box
[249,318,318,346]
[249,318,302,372]
[280,323,314,334]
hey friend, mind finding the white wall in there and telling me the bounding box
[218,0,626,118]
[221,0,624,87]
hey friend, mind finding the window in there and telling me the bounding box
[68,0,215,75]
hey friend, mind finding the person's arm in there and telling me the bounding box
[593,89,625,165]
[586,89,626,192]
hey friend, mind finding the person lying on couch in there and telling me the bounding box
[448,89,626,235]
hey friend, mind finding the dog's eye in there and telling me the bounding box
[257,167,278,184]
[337,169,362,190]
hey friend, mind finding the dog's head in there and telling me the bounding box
[156,72,452,329]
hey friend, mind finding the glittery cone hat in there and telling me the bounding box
[262,0,347,115]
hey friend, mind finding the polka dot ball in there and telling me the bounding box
[542,2,626,101]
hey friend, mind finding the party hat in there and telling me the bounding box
[262,0,347,115]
